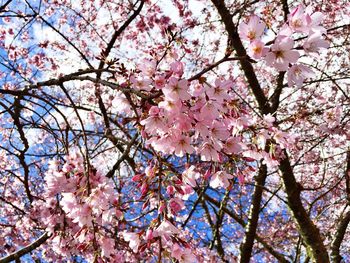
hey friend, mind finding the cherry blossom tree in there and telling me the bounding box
[0,0,349,262]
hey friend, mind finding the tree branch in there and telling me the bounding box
[240,164,268,263]
[330,150,350,263]
[330,208,350,263]
[204,194,290,263]
[210,0,269,114]
[279,152,329,262]
[0,232,50,263]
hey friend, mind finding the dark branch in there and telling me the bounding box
[0,232,50,263]
[330,150,350,263]
[279,151,329,262]
[204,194,290,263]
[210,0,270,114]
[240,164,268,263]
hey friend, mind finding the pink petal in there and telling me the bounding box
[284,50,300,63]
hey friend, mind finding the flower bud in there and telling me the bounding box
[167,185,175,195]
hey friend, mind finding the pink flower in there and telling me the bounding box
[263,114,275,126]
[163,77,190,101]
[171,243,184,261]
[167,185,175,195]
[288,5,310,33]
[159,99,182,117]
[273,129,291,149]
[122,232,140,253]
[182,165,200,187]
[206,79,231,102]
[209,171,233,189]
[71,204,93,227]
[170,61,184,76]
[99,237,115,258]
[182,249,198,263]
[168,197,185,215]
[140,113,167,135]
[60,192,77,213]
[45,170,66,196]
[265,36,300,71]
[148,134,175,154]
[88,183,114,213]
[102,209,115,224]
[154,74,166,89]
[181,185,195,200]
[199,99,222,120]
[230,115,254,134]
[243,150,263,161]
[261,152,279,168]
[194,118,210,139]
[130,75,152,91]
[139,58,156,77]
[112,91,132,115]
[173,134,194,157]
[210,120,230,141]
[154,220,180,239]
[132,173,144,182]
[308,11,326,34]
[303,33,329,54]
[239,15,266,41]
[323,106,341,129]
[171,244,197,262]
[158,201,166,214]
[237,171,245,185]
[278,23,293,36]
[247,39,268,59]
[287,64,315,87]
[145,229,153,240]
[140,182,148,196]
[224,137,243,154]
[174,113,193,132]
[199,141,222,162]
[145,164,156,178]
[189,82,205,97]
[149,106,160,115]
[256,130,270,149]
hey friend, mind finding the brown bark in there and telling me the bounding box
[279,153,329,262]
[0,232,50,263]
[210,1,330,261]
[239,164,268,263]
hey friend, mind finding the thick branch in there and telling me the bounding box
[280,0,290,22]
[346,151,350,201]
[210,0,269,114]
[0,0,12,12]
[330,151,350,263]
[204,194,290,263]
[269,72,285,113]
[0,232,50,263]
[240,164,268,263]
[330,209,350,263]
[279,152,329,262]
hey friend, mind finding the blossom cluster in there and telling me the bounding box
[125,162,200,262]
[121,52,300,261]
[137,59,294,189]
[31,150,123,261]
[239,4,329,87]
